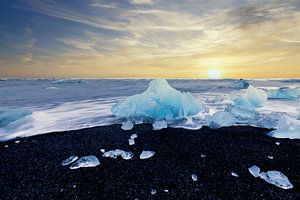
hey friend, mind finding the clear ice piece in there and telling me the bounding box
[139,151,155,159]
[249,165,261,178]
[61,156,78,166]
[259,171,293,189]
[69,156,100,169]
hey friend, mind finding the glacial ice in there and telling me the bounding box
[0,109,32,128]
[69,156,100,169]
[205,111,235,128]
[140,151,155,159]
[234,86,268,109]
[121,120,134,130]
[225,105,260,123]
[111,79,205,121]
[152,120,167,130]
[267,87,300,99]
[191,174,198,181]
[249,165,261,178]
[259,171,293,189]
[268,116,300,139]
[61,156,78,166]
[234,79,249,89]
[103,149,133,160]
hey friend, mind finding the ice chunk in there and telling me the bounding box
[234,86,268,109]
[205,111,235,128]
[121,120,134,131]
[140,151,155,159]
[269,116,300,139]
[275,142,280,146]
[267,87,300,99]
[0,109,32,128]
[234,79,249,89]
[103,149,133,160]
[151,189,157,195]
[268,156,274,159]
[231,172,239,177]
[191,174,198,181]
[69,156,100,169]
[259,171,293,189]
[15,140,20,144]
[100,149,105,153]
[130,134,137,139]
[152,120,167,130]
[201,154,206,158]
[129,138,135,146]
[61,156,78,166]
[225,105,260,123]
[249,165,261,178]
[112,79,205,121]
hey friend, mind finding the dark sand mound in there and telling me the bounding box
[0,125,299,200]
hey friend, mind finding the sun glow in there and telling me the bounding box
[208,69,221,79]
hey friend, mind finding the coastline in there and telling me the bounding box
[0,124,299,199]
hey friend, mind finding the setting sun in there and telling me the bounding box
[208,69,221,79]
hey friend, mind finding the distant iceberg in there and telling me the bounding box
[112,79,205,121]
[234,86,268,109]
[267,87,300,99]
[52,78,84,84]
[234,79,249,89]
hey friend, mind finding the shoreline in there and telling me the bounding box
[0,124,299,199]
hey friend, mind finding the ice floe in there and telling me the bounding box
[248,165,293,189]
[112,79,205,121]
[152,120,167,130]
[103,149,133,160]
[61,156,78,166]
[139,151,155,159]
[69,156,100,169]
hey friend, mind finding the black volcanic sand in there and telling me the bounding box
[0,125,300,200]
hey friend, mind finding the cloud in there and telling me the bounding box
[129,0,155,4]
[20,53,33,63]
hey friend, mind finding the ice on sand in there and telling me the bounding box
[111,79,205,121]
[191,174,198,181]
[259,171,293,189]
[225,105,260,123]
[130,134,137,139]
[121,120,134,130]
[205,111,235,128]
[69,156,100,169]
[152,120,167,130]
[249,165,293,189]
[231,172,239,177]
[103,149,133,160]
[249,165,261,178]
[269,116,300,139]
[234,86,268,109]
[140,151,155,159]
[61,156,78,166]
[128,138,135,146]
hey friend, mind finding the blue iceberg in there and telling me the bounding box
[267,87,300,99]
[234,86,268,109]
[111,79,205,121]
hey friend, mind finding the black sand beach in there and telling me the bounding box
[0,125,299,200]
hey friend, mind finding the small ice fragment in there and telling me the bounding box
[100,149,105,153]
[103,149,133,160]
[201,154,206,158]
[129,138,135,146]
[268,156,274,159]
[275,142,280,145]
[121,121,134,131]
[15,140,20,144]
[164,189,169,193]
[259,171,293,189]
[152,120,167,130]
[140,151,155,159]
[61,156,78,166]
[69,156,100,169]
[249,165,261,178]
[73,185,76,188]
[231,172,239,177]
[4,145,8,148]
[151,189,156,195]
[191,174,198,181]
[130,134,138,139]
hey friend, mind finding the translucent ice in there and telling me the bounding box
[69,156,100,169]
[0,109,32,128]
[234,79,249,89]
[129,138,135,146]
[111,79,205,121]
[61,156,78,166]
[249,165,261,178]
[151,189,157,195]
[205,111,235,128]
[103,149,133,160]
[234,86,268,109]
[231,172,239,177]
[130,134,137,139]
[152,120,167,130]
[140,151,155,159]
[121,120,134,131]
[267,87,300,99]
[225,105,260,123]
[191,174,198,181]
[269,116,300,139]
[259,171,293,189]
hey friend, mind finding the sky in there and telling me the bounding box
[0,0,299,78]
